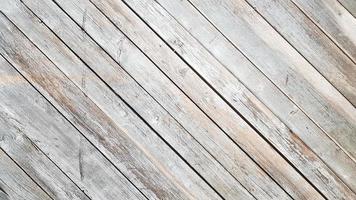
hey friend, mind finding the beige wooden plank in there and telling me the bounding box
[0,149,52,200]
[186,0,356,160]
[338,0,356,17]
[0,57,91,200]
[38,0,299,199]
[88,0,327,199]
[117,0,356,199]
[291,0,356,63]
[0,14,197,200]
[1,1,248,199]
[3,0,280,198]
[0,2,224,199]
[0,46,146,200]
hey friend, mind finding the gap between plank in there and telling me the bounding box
[16,1,228,199]
[0,146,55,200]
[0,14,150,200]
[240,0,356,162]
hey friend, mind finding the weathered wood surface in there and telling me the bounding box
[47,0,299,199]
[244,0,356,109]
[0,23,149,200]
[0,13,213,200]
[338,0,356,17]
[0,148,51,200]
[0,1,238,199]
[119,0,356,198]
[183,0,356,161]
[88,0,326,199]
[8,0,293,198]
[0,56,91,200]
[291,0,356,63]
[0,0,355,199]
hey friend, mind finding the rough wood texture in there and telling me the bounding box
[0,149,51,200]
[119,0,356,199]
[338,0,356,17]
[0,57,91,200]
[183,0,356,161]
[291,0,356,63]
[89,0,325,199]
[0,0,355,199]
[0,27,147,200]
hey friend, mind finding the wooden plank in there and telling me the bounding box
[3,0,284,199]
[185,0,356,160]
[0,57,91,200]
[87,0,326,199]
[32,0,301,199]
[0,149,52,200]
[338,0,356,17]
[0,13,203,200]
[0,3,226,199]
[0,51,146,200]
[117,0,356,199]
[290,0,356,63]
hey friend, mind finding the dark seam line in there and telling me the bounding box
[120,0,295,199]
[173,0,353,197]
[0,9,148,200]
[89,1,259,199]
[49,0,226,199]
[124,0,344,199]
[289,0,356,66]
[187,0,356,171]
[242,0,356,162]
[187,0,356,166]
[20,0,218,199]
[336,0,356,18]
[0,146,54,200]
[242,0,356,108]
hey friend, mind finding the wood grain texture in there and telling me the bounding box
[185,0,356,161]
[0,149,51,200]
[0,57,91,200]
[89,0,326,199]
[11,0,292,198]
[0,1,251,199]
[0,12,207,200]
[244,0,356,108]
[119,0,356,199]
[0,36,147,200]
[338,0,356,17]
[0,1,227,199]
[291,0,356,63]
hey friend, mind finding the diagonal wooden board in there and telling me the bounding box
[183,0,356,159]
[0,46,145,200]
[0,148,52,200]
[118,0,356,198]
[2,0,294,198]
[290,0,356,63]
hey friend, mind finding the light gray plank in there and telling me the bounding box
[239,0,356,159]
[185,0,356,160]
[0,2,223,199]
[0,58,91,200]
[291,0,356,63]
[0,45,146,200]
[0,149,52,200]
[38,0,297,199]
[243,0,356,113]
[338,0,356,17]
[3,0,281,198]
[88,0,326,199]
[0,13,195,200]
[118,0,356,199]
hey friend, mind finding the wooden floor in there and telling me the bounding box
[0,0,355,199]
